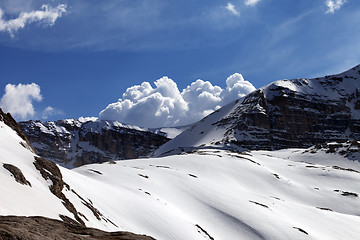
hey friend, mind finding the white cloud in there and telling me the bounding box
[0,4,66,37]
[221,73,257,103]
[325,0,346,13]
[99,74,256,128]
[0,83,42,120]
[41,106,63,120]
[225,3,240,16]
[245,0,261,7]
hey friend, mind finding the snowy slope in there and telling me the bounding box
[1,109,360,239]
[0,119,70,218]
[150,125,190,139]
[65,147,360,240]
[155,65,360,156]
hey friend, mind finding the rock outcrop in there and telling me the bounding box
[0,108,35,153]
[0,216,155,240]
[19,119,169,168]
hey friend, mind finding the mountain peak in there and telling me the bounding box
[156,65,360,156]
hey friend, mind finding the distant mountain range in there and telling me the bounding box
[19,119,170,168]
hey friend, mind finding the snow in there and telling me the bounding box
[81,120,147,133]
[152,125,190,139]
[61,148,360,240]
[30,120,70,137]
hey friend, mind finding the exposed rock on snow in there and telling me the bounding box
[2,163,31,187]
[33,156,85,226]
[305,140,360,161]
[0,108,35,153]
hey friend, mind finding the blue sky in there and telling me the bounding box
[0,0,359,126]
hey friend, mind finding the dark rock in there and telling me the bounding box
[293,227,308,235]
[2,163,31,187]
[33,156,85,226]
[0,215,155,240]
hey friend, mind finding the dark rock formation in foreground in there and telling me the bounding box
[0,216,155,240]
[19,119,169,168]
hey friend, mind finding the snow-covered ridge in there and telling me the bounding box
[26,118,150,136]
[264,64,360,101]
[156,64,360,156]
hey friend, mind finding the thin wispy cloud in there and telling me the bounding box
[41,106,63,120]
[0,4,66,37]
[325,0,346,13]
[245,0,262,7]
[225,3,240,16]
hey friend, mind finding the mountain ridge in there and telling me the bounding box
[19,118,170,168]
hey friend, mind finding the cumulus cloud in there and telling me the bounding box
[245,0,262,6]
[225,3,240,16]
[99,74,256,128]
[325,0,346,13]
[0,83,42,120]
[221,73,257,103]
[0,4,66,37]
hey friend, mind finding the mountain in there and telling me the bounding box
[156,65,360,156]
[19,119,169,168]
[1,108,360,239]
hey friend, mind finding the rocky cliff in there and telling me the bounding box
[19,119,169,168]
[156,64,360,155]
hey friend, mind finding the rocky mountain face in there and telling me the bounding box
[156,65,360,156]
[19,119,169,168]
